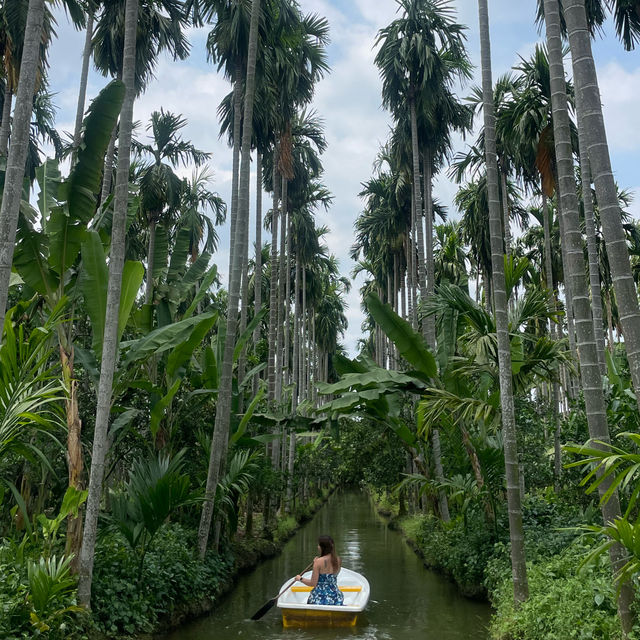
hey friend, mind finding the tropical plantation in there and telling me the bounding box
[2,0,640,638]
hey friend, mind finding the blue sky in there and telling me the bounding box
[47,0,640,354]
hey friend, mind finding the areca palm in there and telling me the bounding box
[197,0,261,559]
[375,0,469,345]
[0,0,47,334]
[78,0,139,607]
[477,0,529,603]
[541,0,634,630]
[133,109,209,305]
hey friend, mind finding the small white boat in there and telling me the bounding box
[276,567,370,628]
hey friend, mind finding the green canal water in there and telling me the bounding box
[164,492,491,639]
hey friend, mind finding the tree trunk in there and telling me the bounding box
[292,257,300,412]
[578,136,606,374]
[543,1,634,631]
[543,194,562,490]
[72,9,95,165]
[283,179,291,386]
[0,0,46,332]
[276,176,287,401]
[267,166,280,401]
[197,0,261,559]
[0,88,13,157]
[252,151,263,394]
[477,0,529,604]
[606,289,615,352]
[501,170,511,259]
[565,0,640,419]
[144,219,156,304]
[423,150,436,348]
[409,98,427,340]
[78,0,139,607]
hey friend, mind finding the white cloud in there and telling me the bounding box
[43,2,640,357]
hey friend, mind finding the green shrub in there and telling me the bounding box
[489,545,622,640]
[91,524,233,636]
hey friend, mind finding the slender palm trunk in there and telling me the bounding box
[578,133,606,374]
[564,0,640,413]
[501,170,512,259]
[252,152,263,395]
[477,0,529,603]
[78,0,138,606]
[72,9,95,164]
[409,99,427,341]
[197,0,261,558]
[542,194,562,489]
[283,186,291,385]
[0,88,13,157]
[543,1,634,631]
[144,219,156,304]
[229,63,243,255]
[253,151,263,339]
[0,0,46,332]
[422,150,436,348]
[292,257,300,412]
[276,177,288,400]
[267,170,280,401]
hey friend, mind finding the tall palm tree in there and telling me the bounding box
[375,0,469,344]
[77,0,139,607]
[476,0,529,603]
[0,0,47,334]
[541,0,634,631]
[197,0,261,559]
[563,0,640,416]
[134,109,209,305]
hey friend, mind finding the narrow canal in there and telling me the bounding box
[165,492,491,639]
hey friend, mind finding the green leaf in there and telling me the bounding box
[79,231,108,356]
[48,206,87,276]
[152,223,169,281]
[36,159,62,217]
[66,80,126,223]
[234,308,267,361]
[366,292,437,378]
[183,265,218,320]
[166,313,218,380]
[231,386,265,444]
[150,378,182,438]
[167,227,191,283]
[123,312,217,367]
[13,222,58,296]
[118,261,144,342]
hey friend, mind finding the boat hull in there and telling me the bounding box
[276,567,369,628]
[281,608,358,628]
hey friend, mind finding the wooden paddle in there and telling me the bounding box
[250,561,314,621]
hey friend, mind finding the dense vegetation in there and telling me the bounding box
[2,0,640,639]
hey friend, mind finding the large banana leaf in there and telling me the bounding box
[48,206,87,276]
[183,265,218,320]
[233,308,267,361]
[64,80,125,223]
[365,292,437,379]
[79,232,108,355]
[152,222,169,281]
[166,312,218,380]
[182,252,211,289]
[36,160,61,217]
[118,261,144,341]
[167,227,191,283]
[122,312,217,368]
[13,223,58,296]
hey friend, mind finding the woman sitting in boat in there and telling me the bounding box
[295,535,344,605]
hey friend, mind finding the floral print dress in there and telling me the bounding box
[307,573,344,606]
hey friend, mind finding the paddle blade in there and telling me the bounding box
[250,597,276,620]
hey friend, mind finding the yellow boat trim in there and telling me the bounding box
[290,586,362,592]
[281,608,358,628]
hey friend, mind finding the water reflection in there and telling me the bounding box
[164,492,490,640]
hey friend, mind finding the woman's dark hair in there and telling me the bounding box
[318,535,338,571]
